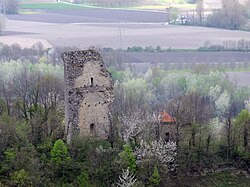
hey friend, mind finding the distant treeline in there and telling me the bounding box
[0,42,46,62]
[126,40,250,53]
[199,39,250,52]
[1,42,250,72]
[0,42,78,64]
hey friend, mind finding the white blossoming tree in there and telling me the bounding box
[122,117,143,143]
[209,85,222,100]
[245,99,250,111]
[209,85,234,157]
[116,168,137,187]
[132,139,176,185]
[215,90,231,117]
[134,139,177,167]
[120,111,152,144]
[209,85,231,118]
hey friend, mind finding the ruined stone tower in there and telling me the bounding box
[62,50,114,142]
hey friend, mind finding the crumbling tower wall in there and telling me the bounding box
[62,50,114,142]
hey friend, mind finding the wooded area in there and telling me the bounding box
[0,44,249,186]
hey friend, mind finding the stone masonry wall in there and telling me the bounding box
[62,50,114,142]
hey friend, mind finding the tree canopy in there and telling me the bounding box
[206,0,248,30]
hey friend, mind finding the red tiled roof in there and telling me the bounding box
[161,112,175,123]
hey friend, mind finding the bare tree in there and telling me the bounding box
[167,94,192,150]
[5,0,19,14]
[196,0,204,23]
[0,15,5,36]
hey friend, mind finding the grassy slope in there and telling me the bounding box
[20,0,195,11]
[20,2,89,9]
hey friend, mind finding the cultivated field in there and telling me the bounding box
[4,6,250,49]
[3,19,250,50]
[2,1,250,86]
[12,8,167,23]
[227,72,250,87]
[124,52,250,64]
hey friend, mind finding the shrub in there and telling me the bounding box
[77,171,91,187]
[119,144,137,173]
[149,166,161,187]
[50,139,71,165]
[11,169,31,187]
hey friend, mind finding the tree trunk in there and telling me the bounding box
[244,123,248,151]
[227,118,232,158]
[191,128,196,147]
[206,134,211,153]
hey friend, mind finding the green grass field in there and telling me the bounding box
[20,2,88,10]
[20,0,195,11]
